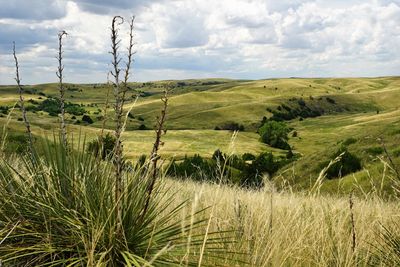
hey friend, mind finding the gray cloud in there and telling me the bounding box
[70,0,163,14]
[0,0,67,20]
[0,23,56,53]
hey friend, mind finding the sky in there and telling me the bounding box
[0,0,399,85]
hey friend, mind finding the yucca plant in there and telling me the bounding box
[0,137,233,266]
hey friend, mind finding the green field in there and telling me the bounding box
[1,76,400,193]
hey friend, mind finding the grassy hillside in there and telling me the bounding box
[1,76,399,194]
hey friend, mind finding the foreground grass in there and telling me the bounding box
[164,178,400,266]
[0,139,399,265]
[0,141,233,266]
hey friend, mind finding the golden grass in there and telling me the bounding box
[166,178,400,266]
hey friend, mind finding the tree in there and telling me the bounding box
[258,120,291,150]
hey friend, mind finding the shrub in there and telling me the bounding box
[259,120,291,150]
[38,98,86,116]
[212,149,226,162]
[87,133,116,160]
[241,152,278,188]
[242,153,256,161]
[268,97,326,122]
[65,104,86,115]
[324,147,362,179]
[168,154,217,181]
[326,97,336,104]
[227,154,246,171]
[286,149,294,159]
[138,124,147,130]
[82,114,94,124]
[297,98,306,106]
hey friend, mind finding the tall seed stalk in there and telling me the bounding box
[56,31,68,147]
[142,89,169,217]
[12,42,34,155]
[109,16,135,235]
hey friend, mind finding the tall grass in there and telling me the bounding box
[164,178,400,266]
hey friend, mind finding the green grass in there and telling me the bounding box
[1,76,400,194]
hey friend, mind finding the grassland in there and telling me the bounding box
[1,76,400,193]
[1,76,400,266]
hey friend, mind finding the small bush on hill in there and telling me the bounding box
[37,98,86,116]
[87,133,116,160]
[82,114,93,124]
[259,120,291,150]
[168,154,217,181]
[241,152,279,188]
[267,97,324,121]
[212,149,226,162]
[326,97,336,104]
[138,124,147,130]
[323,147,362,179]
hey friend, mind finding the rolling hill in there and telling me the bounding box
[1,76,399,193]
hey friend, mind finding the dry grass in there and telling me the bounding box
[163,178,400,266]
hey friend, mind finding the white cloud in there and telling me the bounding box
[0,0,399,84]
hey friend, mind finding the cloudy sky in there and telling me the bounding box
[0,0,399,85]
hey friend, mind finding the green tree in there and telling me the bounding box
[259,120,291,150]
